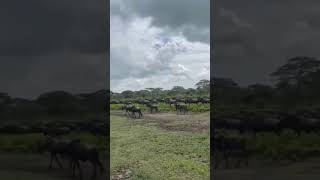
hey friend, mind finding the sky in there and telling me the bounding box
[0,0,108,99]
[2,0,319,97]
[213,0,320,86]
[110,0,210,92]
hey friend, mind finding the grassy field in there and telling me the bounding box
[0,152,108,180]
[110,112,210,180]
[214,157,320,180]
[0,132,107,153]
[0,132,108,180]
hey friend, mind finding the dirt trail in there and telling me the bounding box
[111,111,209,132]
[0,153,108,180]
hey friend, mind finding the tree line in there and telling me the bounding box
[212,56,320,110]
[111,79,210,101]
[0,90,109,120]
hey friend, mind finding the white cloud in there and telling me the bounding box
[110,2,209,93]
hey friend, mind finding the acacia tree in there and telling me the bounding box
[195,79,210,96]
[270,56,320,105]
[271,56,320,88]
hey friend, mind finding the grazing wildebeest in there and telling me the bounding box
[166,98,177,106]
[276,111,320,136]
[37,136,73,169]
[146,103,158,113]
[213,135,248,169]
[121,104,133,115]
[124,105,143,118]
[199,97,210,104]
[185,98,200,105]
[68,139,104,180]
[175,103,188,115]
[138,99,150,105]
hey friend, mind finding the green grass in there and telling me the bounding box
[110,115,210,180]
[0,132,107,153]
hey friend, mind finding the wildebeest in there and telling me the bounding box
[146,103,158,113]
[213,135,249,169]
[68,139,104,180]
[214,109,320,136]
[175,103,188,115]
[37,136,73,169]
[122,104,143,118]
[276,111,320,136]
[185,98,200,105]
[199,97,210,104]
[166,98,177,106]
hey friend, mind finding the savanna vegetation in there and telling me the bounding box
[0,90,109,180]
[110,80,210,179]
[213,56,320,169]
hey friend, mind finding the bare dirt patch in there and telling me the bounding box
[111,111,209,133]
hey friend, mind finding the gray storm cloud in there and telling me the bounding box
[213,0,320,86]
[0,0,108,98]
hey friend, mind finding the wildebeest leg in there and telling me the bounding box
[49,153,54,169]
[69,158,74,169]
[97,160,104,173]
[235,157,242,168]
[224,151,229,169]
[54,154,63,169]
[77,161,82,180]
[72,160,76,177]
[91,162,97,180]
[214,151,219,169]
[245,152,249,167]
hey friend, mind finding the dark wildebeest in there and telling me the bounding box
[37,136,73,169]
[121,104,133,115]
[146,103,159,113]
[175,103,188,115]
[213,135,249,169]
[185,98,199,105]
[166,99,177,106]
[68,139,104,180]
[125,105,143,118]
[277,111,320,136]
[199,97,210,104]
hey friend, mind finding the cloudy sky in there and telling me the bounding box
[110,0,210,92]
[0,0,108,99]
[213,0,320,86]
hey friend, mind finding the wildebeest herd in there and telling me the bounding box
[113,97,210,118]
[213,109,320,169]
[0,117,108,180]
[111,97,210,106]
